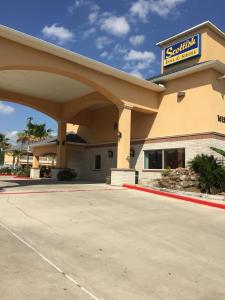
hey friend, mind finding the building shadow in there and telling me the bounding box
[0,177,98,192]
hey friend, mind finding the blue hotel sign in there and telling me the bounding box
[163,34,201,67]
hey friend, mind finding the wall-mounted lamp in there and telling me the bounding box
[177,91,185,102]
[117,131,122,139]
[130,148,135,158]
[217,75,225,80]
[108,150,113,158]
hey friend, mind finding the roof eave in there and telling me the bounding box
[152,60,225,83]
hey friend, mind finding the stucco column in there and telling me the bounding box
[32,155,39,168]
[117,104,132,169]
[56,121,67,168]
[30,155,40,179]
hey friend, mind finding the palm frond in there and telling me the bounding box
[210,147,225,158]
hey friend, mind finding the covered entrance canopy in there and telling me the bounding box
[0,25,165,183]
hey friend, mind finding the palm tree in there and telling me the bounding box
[7,149,23,167]
[17,117,52,165]
[0,133,10,165]
[210,147,225,157]
[210,147,225,166]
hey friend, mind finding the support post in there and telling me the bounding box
[117,104,132,169]
[56,121,67,169]
[32,155,40,168]
[30,155,40,179]
[111,104,136,185]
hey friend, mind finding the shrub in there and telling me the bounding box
[0,167,12,175]
[57,169,77,181]
[161,167,171,177]
[189,154,225,194]
[15,166,30,177]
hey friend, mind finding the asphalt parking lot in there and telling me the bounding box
[0,177,225,300]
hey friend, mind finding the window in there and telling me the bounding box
[144,150,162,169]
[144,148,185,169]
[164,148,185,169]
[95,155,101,170]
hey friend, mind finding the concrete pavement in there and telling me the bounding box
[0,178,225,299]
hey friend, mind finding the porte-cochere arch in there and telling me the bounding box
[0,65,124,111]
[0,24,163,181]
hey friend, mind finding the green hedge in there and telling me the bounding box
[0,167,12,175]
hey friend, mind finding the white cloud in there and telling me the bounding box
[6,131,18,144]
[129,70,144,78]
[130,0,150,22]
[89,11,98,24]
[82,28,96,39]
[130,0,186,21]
[123,49,156,79]
[150,0,186,16]
[100,16,130,37]
[42,24,75,45]
[129,35,145,46]
[67,0,86,15]
[88,4,100,24]
[68,0,100,24]
[95,36,112,49]
[100,51,108,57]
[0,102,15,115]
[125,49,156,62]
[101,44,128,61]
[113,44,128,54]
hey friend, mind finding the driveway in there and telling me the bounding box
[0,177,225,300]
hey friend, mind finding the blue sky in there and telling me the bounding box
[0,0,224,142]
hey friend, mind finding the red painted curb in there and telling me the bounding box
[0,174,14,176]
[123,184,225,210]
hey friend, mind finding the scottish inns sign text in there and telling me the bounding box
[163,34,201,67]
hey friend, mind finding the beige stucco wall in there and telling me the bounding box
[68,69,225,144]
[67,106,118,144]
[66,149,85,179]
[3,153,13,165]
[148,69,225,138]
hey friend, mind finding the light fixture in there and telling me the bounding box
[108,150,113,158]
[177,91,185,102]
[117,131,122,139]
[177,91,185,97]
[130,148,135,157]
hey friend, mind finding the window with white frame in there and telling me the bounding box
[144,148,185,169]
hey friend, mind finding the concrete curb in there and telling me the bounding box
[123,184,225,210]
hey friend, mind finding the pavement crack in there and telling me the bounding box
[6,196,61,237]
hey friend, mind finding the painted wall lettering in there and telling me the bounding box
[217,115,225,123]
